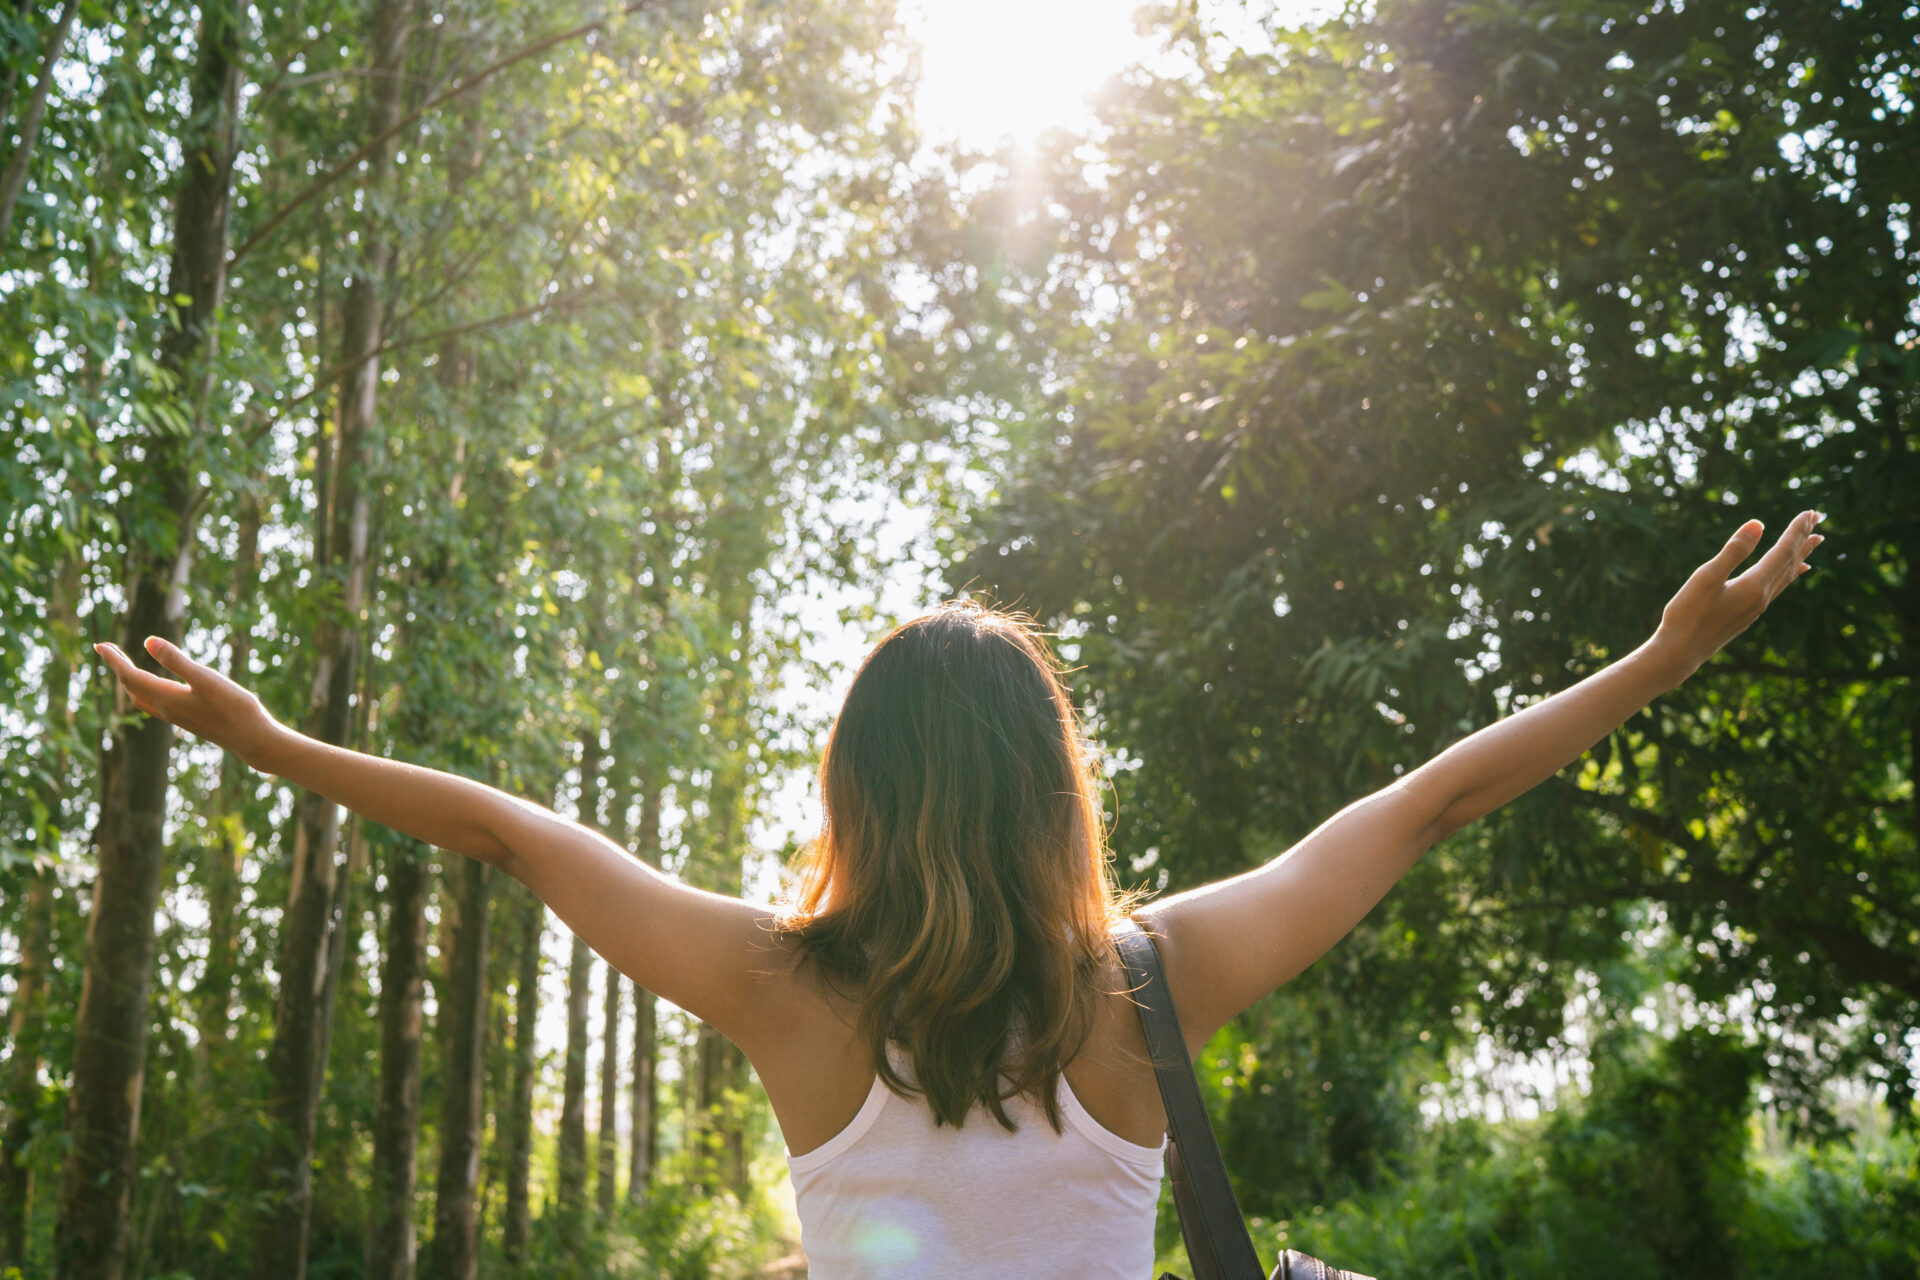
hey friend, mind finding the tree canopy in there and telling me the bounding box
[945,0,1917,1230]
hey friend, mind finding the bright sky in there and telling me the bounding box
[904,0,1158,148]
[744,0,1361,867]
[904,0,1343,148]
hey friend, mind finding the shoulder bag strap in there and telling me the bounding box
[1115,924,1266,1280]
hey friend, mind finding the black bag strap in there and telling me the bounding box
[1115,923,1266,1280]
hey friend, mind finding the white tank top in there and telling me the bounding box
[785,1047,1166,1280]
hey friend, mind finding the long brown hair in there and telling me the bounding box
[778,601,1138,1132]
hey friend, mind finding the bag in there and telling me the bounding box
[1115,925,1377,1280]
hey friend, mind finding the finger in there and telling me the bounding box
[95,643,188,703]
[1705,520,1764,577]
[95,642,153,686]
[144,635,202,682]
[94,641,131,676]
[1738,511,1817,588]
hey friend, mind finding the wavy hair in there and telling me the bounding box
[778,602,1138,1132]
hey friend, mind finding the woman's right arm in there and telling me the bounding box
[96,637,789,1051]
[1144,512,1825,1054]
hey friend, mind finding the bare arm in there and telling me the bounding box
[1148,512,1826,1052]
[95,638,787,1051]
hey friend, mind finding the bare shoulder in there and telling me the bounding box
[736,932,873,1158]
[1063,948,1170,1148]
[1134,899,1245,1057]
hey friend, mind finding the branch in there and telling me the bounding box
[1702,657,1911,684]
[249,0,345,102]
[183,284,601,530]
[229,0,669,267]
[1556,782,1920,1002]
[380,283,600,361]
[0,0,82,244]
[300,282,601,413]
[382,200,522,333]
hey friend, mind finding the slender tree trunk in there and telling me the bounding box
[251,4,407,1274]
[592,759,631,1215]
[1,873,53,1270]
[479,901,511,1239]
[422,855,490,1280]
[1,556,79,1269]
[197,498,260,1068]
[0,0,80,245]
[365,842,429,1280]
[502,884,543,1265]
[556,730,603,1227]
[413,73,492,1275]
[54,6,242,1274]
[0,0,27,129]
[556,941,594,1225]
[317,814,371,1063]
[595,962,622,1214]
[627,778,662,1204]
[693,1027,749,1194]
[628,986,656,1197]
[693,760,750,1195]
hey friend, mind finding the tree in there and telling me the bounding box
[252,4,409,1270]
[365,836,429,1280]
[501,885,544,1266]
[596,965,622,1214]
[422,854,489,1280]
[556,730,601,1230]
[628,777,664,1203]
[0,0,81,242]
[949,0,1919,1202]
[55,5,244,1273]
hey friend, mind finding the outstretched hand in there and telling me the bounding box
[1652,511,1825,678]
[95,637,285,767]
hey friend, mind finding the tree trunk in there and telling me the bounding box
[54,5,242,1274]
[595,961,622,1214]
[556,728,603,1227]
[627,777,662,1204]
[411,73,493,1278]
[1,555,79,1269]
[365,842,429,1280]
[422,855,490,1280]
[250,3,407,1274]
[0,0,80,244]
[692,761,750,1196]
[479,898,512,1241]
[556,940,594,1225]
[694,1026,749,1195]
[197,498,260,1068]
[1,873,53,1271]
[501,884,543,1266]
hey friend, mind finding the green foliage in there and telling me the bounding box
[2,0,928,1272]
[1156,1027,1919,1279]
[945,0,1918,1198]
[622,1181,789,1280]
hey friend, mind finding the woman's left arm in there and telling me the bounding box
[1149,511,1825,1052]
[94,636,788,1051]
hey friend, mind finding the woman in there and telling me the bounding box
[97,511,1823,1278]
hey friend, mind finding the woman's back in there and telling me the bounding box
[756,943,1174,1279]
[786,1036,1164,1279]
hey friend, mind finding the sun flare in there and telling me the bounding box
[904,0,1155,148]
